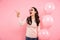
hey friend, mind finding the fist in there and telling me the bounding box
[16,11,20,17]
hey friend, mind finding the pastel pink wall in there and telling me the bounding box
[0,0,60,40]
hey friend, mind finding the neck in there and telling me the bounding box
[32,15,35,19]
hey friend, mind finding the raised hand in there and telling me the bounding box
[16,10,20,18]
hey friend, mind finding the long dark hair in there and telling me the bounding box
[26,7,40,26]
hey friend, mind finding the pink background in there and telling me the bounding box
[0,0,60,40]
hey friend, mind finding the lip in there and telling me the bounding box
[30,12,32,14]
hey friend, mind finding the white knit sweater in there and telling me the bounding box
[18,17,40,38]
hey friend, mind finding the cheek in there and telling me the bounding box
[32,11,35,14]
[32,13,35,15]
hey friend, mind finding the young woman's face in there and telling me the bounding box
[29,8,36,16]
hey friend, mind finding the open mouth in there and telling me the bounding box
[30,12,32,14]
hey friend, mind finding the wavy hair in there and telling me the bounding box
[26,7,40,26]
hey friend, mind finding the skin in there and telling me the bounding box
[16,7,40,34]
[16,7,36,20]
[16,11,20,17]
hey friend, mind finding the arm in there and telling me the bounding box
[16,10,27,26]
[17,17,27,26]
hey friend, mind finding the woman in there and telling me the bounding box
[16,7,40,40]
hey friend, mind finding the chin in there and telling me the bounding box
[31,15,33,16]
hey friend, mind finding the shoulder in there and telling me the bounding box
[26,16,31,20]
